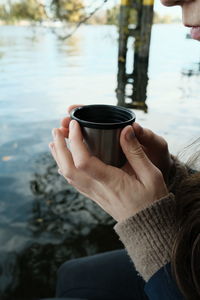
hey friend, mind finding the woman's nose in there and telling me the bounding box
[160,0,190,6]
[160,0,181,6]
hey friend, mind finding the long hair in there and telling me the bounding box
[171,139,200,299]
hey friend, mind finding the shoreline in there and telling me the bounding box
[0,19,181,27]
[0,20,31,26]
[0,19,64,27]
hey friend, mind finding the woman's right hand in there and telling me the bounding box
[59,104,174,184]
[132,122,174,184]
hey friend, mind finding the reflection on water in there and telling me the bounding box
[7,154,121,300]
[181,61,200,77]
[0,24,200,299]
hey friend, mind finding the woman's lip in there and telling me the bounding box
[185,25,199,28]
[190,27,200,41]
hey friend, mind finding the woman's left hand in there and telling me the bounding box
[49,120,168,222]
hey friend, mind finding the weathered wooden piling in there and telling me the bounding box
[116,0,154,112]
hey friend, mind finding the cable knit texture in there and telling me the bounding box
[114,157,190,282]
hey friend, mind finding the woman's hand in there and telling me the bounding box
[133,123,174,184]
[59,104,83,138]
[59,105,174,185]
[49,121,168,222]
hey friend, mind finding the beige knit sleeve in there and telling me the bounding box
[114,193,176,282]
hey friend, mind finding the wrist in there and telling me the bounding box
[114,193,176,281]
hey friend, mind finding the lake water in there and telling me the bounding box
[0,24,200,298]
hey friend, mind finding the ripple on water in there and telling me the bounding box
[0,24,200,299]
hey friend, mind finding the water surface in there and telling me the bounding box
[0,23,200,298]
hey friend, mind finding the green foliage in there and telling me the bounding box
[0,5,8,20]
[10,0,46,21]
[106,5,137,26]
[0,0,85,23]
[0,0,46,22]
[106,5,120,25]
[0,1,178,25]
[51,0,85,23]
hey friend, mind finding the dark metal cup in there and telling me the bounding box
[70,104,136,167]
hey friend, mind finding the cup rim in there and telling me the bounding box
[70,104,136,129]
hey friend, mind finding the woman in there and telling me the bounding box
[49,0,200,298]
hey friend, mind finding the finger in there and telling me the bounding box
[133,122,154,146]
[49,142,65,175]
[61,116,70,128]
[61,104,84,128]
[121,161,136,176]
[60,106,83,137]
[51,130,94,192]
[60,117,70,137]
[68,120,111,182]
[59,126,69,138]
[52,128,76,180]
[67,104,83,114]
[133,123,166,149]
[132,122,143,138]
[120,125,155,182]
[49,142,61,169]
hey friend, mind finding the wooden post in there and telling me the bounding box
[116,0,130,106]
[116,0,154,112]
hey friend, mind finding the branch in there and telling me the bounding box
[36,1,53,20]
[50,0,109,40]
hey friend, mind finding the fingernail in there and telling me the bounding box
[49,142,54,150]
[69,120,76,130]
[52,128,57,139]
[126,127,135,141]
[58,168,62,175]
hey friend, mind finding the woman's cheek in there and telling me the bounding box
[182,2,200,27]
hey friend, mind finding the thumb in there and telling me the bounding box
[120,125,155,182]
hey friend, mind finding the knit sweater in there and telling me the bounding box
[114,156,189,281]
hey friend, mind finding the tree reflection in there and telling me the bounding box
[6,153,122,300]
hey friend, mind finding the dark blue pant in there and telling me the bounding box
[55,249,148,300]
